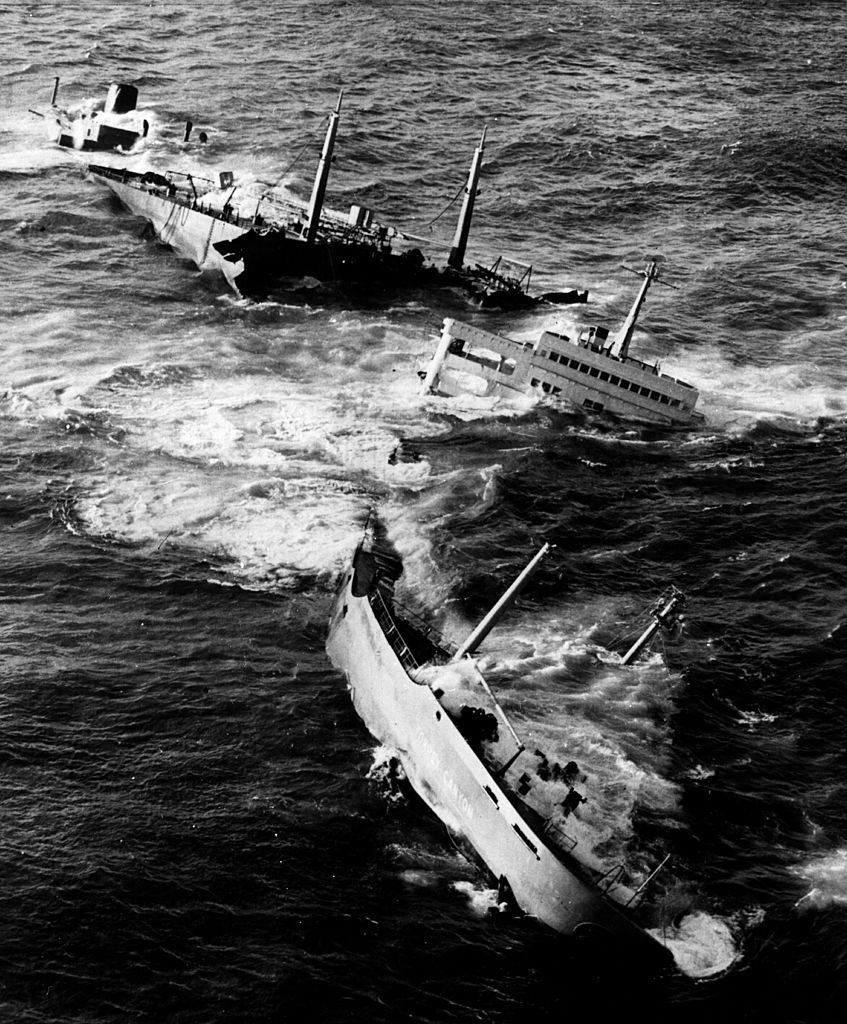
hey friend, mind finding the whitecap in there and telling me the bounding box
[653,911,739,979]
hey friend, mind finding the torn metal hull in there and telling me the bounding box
[87,165,589,308]
[326,547,674,969]
[88,165,445,299]
[212,228,449,298]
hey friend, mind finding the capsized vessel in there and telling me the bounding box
[326,524,676,968]
[87,95,587,308]
[34,77,150,153]
[422,261,702,427]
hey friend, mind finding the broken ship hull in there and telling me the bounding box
[423,314,701,428]
[43,82,149,153]
[212,229,448,298]
[88,167,449,299]
[87,166,564,304]
[87,158,588,307]
[87,168,247,291]
[49,118,146,152]
[326,547,674,968]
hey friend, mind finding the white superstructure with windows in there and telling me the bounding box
[422,263,702,427]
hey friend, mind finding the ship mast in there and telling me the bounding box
[620,587,685,665]
[304,90,343,246]
[452,542,552,661]
[420,318,454,394]
[609,260,658,360]
[447,127,487,271]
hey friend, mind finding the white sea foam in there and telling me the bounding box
[680,340,847,433]
[0,147,80,173]
[793,848,847,909]
[653,911,739,979]
[60,369,445,585]
[452,879,502,917]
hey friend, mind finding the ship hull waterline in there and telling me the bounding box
[90,172,247,292]
[90,172,452,300]
[88,169,589,308]
[326,565,674,968]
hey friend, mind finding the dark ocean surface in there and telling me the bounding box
[2,1,847,1021]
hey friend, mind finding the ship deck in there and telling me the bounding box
[352,542,644,907]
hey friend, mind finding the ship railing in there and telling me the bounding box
[368,589,457,671]
[94,164,313,229]
[313,215,394,249]
[369,589,419,670]
[102,161,394,245]
[152,169,311,224]
[455,347,507,373]
[476,256,533,293]
[594,859,671,907]
[595,863,626,894]
[623,854,671,906]
[164,169,218,190]
[395,601,459,659]
[624,354,660,375]
[542,818,578,853]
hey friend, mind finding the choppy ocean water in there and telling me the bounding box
[2,1,847,1021]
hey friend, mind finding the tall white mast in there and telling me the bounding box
[609,261,658,359]
[420,318,455,394]
[620,587,685,665]
[447,127,487,271]
[452,543,551,661]
[304,90,343,245]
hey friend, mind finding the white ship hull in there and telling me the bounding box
[89,171,245,291]
[326,552,674,967]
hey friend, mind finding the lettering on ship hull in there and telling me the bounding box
[415,725,475,821]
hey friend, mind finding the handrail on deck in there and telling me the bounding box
[368,589,421,671]
[596,863,626,893]
[543,818,578,853]
[370,588,457,657]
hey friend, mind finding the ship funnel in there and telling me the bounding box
[447,126,486,271]
[452,542,552,661]
[305,90,343,246]
[104,83,138,115]
[609,261,658,360]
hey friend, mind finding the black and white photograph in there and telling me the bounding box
[2,2,846,1021]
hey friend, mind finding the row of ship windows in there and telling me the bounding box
[539,352,683,408]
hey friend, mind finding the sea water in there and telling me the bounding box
[1,2,847,1021]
